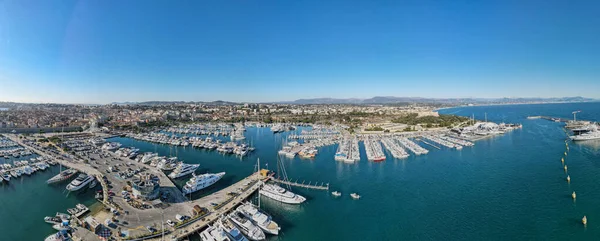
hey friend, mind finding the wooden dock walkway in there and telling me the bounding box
[271,178,329,190]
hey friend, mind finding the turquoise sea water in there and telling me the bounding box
[2,102,600,240]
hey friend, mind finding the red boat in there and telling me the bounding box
[373,156,386,162]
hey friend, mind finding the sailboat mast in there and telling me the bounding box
[257,158,261,208]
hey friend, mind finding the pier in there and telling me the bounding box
[270,178,329,190]
[147,172,267,241]
[419,139,441,150]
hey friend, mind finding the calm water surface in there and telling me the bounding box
[2,102,600,240]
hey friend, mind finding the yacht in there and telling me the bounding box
[168,163,200,179]
[140,153,157,164]
[259,184,306,204]
[44,230,71,241]
[182,172,226,195]
[66,174,94,191]
[45,216,64,225]
[10,170,17,178]
[236,202,280,235]
[52,223,72,231]
[101,142,121,151]
[228,210,266,241]
[47,169,77,184]
[570,130,600,141]
[331,191,341,197]
[1,172,10,182]
[200,224,232,241]
[23,166,33,175]
[219,218,249,241]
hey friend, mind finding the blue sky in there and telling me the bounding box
[0,0,599,103]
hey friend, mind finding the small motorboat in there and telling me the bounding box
[67,208,79,215]
[56,212,71,220]
[350,193,360,199]
[331,191,341,197]
[572,191,577,199]
[44,216,63,225]
[52,222,71,231]
[567,175,571,182]
[583,216,587,225]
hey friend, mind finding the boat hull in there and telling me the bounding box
[259,189,305,204]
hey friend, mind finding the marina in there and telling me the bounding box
[380,137,410,159]
[2,103,600,240]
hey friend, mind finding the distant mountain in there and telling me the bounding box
[281,96,596,105]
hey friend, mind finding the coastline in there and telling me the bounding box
[435,101,599,112]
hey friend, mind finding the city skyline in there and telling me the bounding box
[1,0,600,103]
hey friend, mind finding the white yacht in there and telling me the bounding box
[66,174,94,191]
[158,157,179,171]
[219,218,249,241]
[200,224,232,241]
[1,172,10,182]
[168,163,200,178]
[47,169,77,184]
[228,210,266,241]
[23,166,33,175]
[259,184,306,204]
[140,153,157,164]
[236,202,280,235]
[182,172,225,195]
[570,126,600,141]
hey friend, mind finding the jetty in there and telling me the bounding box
[270,178,329,190]
[419,139,441,150]
[147,172,268,241]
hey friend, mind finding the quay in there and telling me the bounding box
[270,178,329,190]
[147,172,267,241]
[5,133,275,241]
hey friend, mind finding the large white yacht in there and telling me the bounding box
[182,172,225,195]
[228,210,265,241]
[200,224,232,241]
[259,184,306,204]
[168,163,200,178]
[570,124,600,141]
[66,174,94,191]
[219,218,249,241]
[236,202,279,235]
[571,131,600,141]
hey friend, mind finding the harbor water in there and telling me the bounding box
[2,102,600,240]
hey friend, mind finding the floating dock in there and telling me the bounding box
[270,178,329,190]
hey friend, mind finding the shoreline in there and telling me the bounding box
[435,101,598,112]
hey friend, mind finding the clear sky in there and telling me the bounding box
[0,0,599,104]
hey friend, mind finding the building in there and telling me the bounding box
[131,173,160,201]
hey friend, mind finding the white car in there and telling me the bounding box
[166,220,175,227]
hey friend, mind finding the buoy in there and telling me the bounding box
[583,216,587,225]
[565,152,568,156]
[564,165,568,171]
[561,158,564,163]
[572,191,577,199]
[567,175,571,182]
